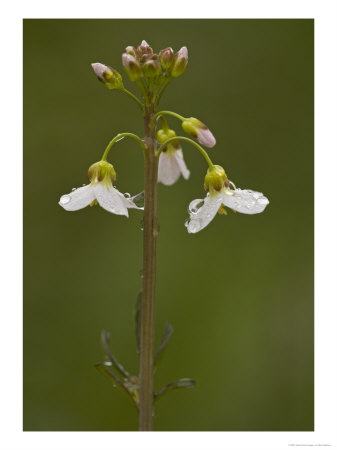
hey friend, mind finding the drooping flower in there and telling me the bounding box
[157,128,190,186]
[185,165,269,233]
[59,161,143,217]
[182,117,216,148]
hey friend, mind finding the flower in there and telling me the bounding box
[156,128,190,185]
[58,161,142,217]
[185,165,269,233]
[158,146,190,186]
[182,117,216,148]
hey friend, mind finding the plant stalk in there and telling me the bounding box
[139,104,158,431]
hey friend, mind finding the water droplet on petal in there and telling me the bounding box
[124,192,131,198]
[71,188,76,191]
[189,199,204,214]
[60,195,71,205]
[188,221,201,233]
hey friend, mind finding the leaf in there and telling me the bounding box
[154,378,196,401]
[134,291,142,354]
[154,322,174,364]
[101,330,130,378]
[95,362,138,409]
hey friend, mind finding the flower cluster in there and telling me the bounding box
[60,39,269,233]
[122,40,188,82]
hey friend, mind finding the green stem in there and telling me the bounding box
[151,110,185,127]
[155,77,171,106]
[101,133,146,161]
[139,104,158,431]
[159,115,169,133]
[156,136,214,168]
[137,80,150,107]
[121,88,144,114]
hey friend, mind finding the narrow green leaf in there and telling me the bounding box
[101,330,130,378]
[154,378,196,401]
[154,322,173,364]
[95,362,138,409]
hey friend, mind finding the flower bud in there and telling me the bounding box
[159,47,174,71]
[137,40,153,57]
[182,117,216,148]
[122,53,143,81]
[88,161,116,185]
[124,46,137,57]
[143,58,161,78]
[204,165,227,193]
[171,46,188,78]
[91,63,124,90]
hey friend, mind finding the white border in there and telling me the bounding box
[1,1,336,449]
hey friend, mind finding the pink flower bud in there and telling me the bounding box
[171,46,188,78]
[122,53,143,81]
[182,117,216,148]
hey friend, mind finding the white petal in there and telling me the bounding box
[222,188,269,214]
[93,184,129,217]
[59,185,95,211]
[185,194,223,233]
[174,149,190,180]
[158,152,181,185]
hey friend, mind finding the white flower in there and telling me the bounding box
[158,147,190,185]
[185,185,269,234]
[59,161,143,217]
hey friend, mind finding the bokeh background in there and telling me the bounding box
[23,19,314,431]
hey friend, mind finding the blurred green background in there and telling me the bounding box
[23,19,314,431]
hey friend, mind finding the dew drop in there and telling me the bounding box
[60,195,71,205]
[71,188,76,191]
[124,192,131,198]
[189,199,204,214]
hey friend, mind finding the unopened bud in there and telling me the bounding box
[122,53,143,81]
[159,47,174,71]
[137,40,153,56]
[88,161,116,185]
[182,117,216,148]
[143,58,161,78]
[124,46,137,57]
[204,165,227,193]
[171,46,188,78]
[91,63,124,90]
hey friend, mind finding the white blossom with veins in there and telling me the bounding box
[186,185,269,234]
[59,179,143,217]
[158,147,190,186]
